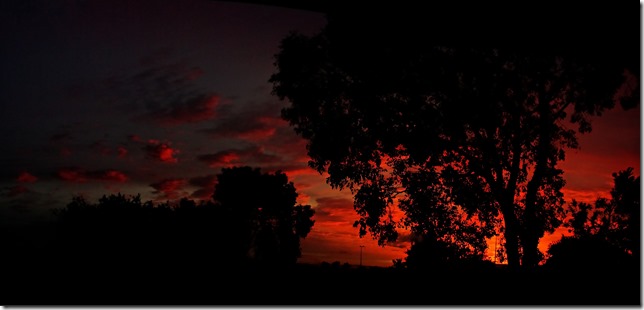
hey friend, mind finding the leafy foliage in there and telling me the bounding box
[270,12,638,268]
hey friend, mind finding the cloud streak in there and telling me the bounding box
[197,146,281,168]
[57,168,129,183]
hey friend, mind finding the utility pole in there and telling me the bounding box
[359,245,365,267]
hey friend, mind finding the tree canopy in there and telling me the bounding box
[270,8,639,268]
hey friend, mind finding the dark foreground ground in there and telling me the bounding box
[4,257,640,306]
[3,224,640,306]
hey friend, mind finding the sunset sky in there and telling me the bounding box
[1,0,640,267]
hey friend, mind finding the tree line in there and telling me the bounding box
[52,166,315,270]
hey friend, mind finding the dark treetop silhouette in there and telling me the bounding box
[269,4,640,269]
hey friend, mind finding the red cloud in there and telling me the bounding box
[144,139,179,163]
[17,172,38,183]
[58,168,88,183]
[197,151,240,167]
[91,170,129,182]
[197,146,281,168]
[150,178,186,200]
[57,168,129,183]
[147,94,220,125]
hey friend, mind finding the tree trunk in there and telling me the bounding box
[523,177,544,267]
[500,202,521,268]
[522,97,552,268]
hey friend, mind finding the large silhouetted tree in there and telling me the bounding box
[269,8,639,268]
[212,166,314,266]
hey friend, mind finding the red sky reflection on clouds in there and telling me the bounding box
[0,0,639,267]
